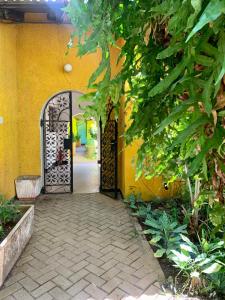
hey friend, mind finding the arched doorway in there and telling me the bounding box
[41,91,118,198]
[41,91,73,193]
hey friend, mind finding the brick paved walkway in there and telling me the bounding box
[0,193,167,300]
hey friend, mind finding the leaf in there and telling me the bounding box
[150,236,161,244]
[154,248,166,258]
[171,116,207,148]
[202,157,208,180]
[157,42,183,60]
[215,57,225,85]
[180,234,198,250]
[218,110,225,116]
[202,262,222,274]
[195,253,207,263]
[142,228,159,235]
[186,0,225,41]
[180,243,197,253]
[148,58,188,97]
[186,0,202,30]
[189,137,216,175]
[198,257,214,267]
[144,218,161,229]
[215,32,225,85]
[202,75,213,115]
[173,224,187,233]
[195,54,214,67]
[154,98,196,135]
[171,250,191,262]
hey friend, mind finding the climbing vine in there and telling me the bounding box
[65,0,225,204]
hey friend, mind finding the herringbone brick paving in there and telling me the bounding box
[0,193,169,300]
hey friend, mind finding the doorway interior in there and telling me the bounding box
[72,112,100,193]
[41,90,118,197]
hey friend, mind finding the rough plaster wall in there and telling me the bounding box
[16,24,101,176]
[0,24,19,198]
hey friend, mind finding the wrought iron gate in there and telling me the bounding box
[100,101,118,199]
[42,91,73,193]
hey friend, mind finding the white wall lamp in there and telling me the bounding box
[64,64,73,73]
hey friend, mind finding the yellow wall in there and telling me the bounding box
[0,22,176,200]
[0,24,19,199]
[120,101,176,201]
[72,117,77,137]
[16,24,101,176]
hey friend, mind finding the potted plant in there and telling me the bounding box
[0,197,34,287]
[74,134,81,147]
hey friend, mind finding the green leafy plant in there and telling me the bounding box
[65,0,225,207]
[0,200,20,226]
[124,193,138,210]
[132,203,152,219]
[170,234,225,295]
[0,225,4,239]
[73,134,81,143]
[0,198,21,241]
[143,211,187,258]
[89,127,97,140]
[209,202,225,239]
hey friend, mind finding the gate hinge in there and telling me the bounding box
[40,119,44,127]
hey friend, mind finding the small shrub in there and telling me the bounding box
[124,193,143,210]
[0,198,21,241]
[0,200,21,226]
[170,234,225,296]
[132,203,153,219]
[143,211,187,258]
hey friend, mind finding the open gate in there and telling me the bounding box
[100,101,118,199]
[42,91,73,193]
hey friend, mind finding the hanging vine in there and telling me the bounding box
[65,0,225,204]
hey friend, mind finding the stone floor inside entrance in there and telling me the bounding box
[0,193,169,300]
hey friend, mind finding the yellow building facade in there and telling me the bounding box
[0,21,172,200]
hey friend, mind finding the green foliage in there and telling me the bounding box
[132,203,153,219]
[124,192,225,295]
[65,2,225,293]
[0,199,21,226]
[65,0,225,203]
[0,198,21,238]
[143,211,187,258]
[89,127,97,140]
[209,202,225,239]
[170,234,225,296]
[73,134,81,142]
[0,225,4,239]
[124,193,143,210]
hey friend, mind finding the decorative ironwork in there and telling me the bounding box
[42,91,73,193]
[100,100,118,199]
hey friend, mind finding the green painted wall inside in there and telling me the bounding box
[77,120,87,144]
[0,24,19,199]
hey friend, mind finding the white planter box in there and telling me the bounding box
[0,205,34,287]
[15,176,41,199]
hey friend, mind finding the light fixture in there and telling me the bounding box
[64,64,73,73]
